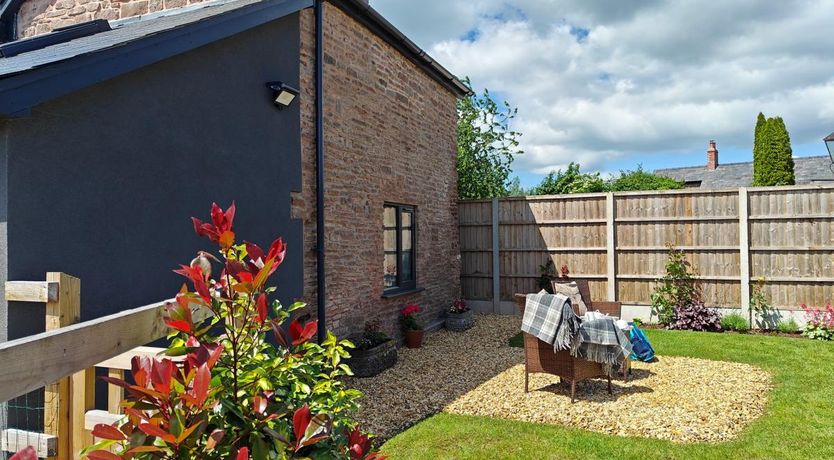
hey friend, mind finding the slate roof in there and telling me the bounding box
[0,0,470,116]
[655,155,834,188]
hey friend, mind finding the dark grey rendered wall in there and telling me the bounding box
[2,13,304,344]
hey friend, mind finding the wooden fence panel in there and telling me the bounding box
[461,185,834,312]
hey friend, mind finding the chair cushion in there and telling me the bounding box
[551,281,588,315]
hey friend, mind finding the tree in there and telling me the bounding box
[529,162,606,195]
[607,165,684,191]
[752,112,766,184]
[753,114,795,186]
[506,176,527,196]
[457,78,523,199]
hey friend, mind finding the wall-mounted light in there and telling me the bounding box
[266,81,299,108]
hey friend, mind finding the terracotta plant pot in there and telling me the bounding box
[404,329,424,348]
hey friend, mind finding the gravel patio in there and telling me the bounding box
[349,314,771,444]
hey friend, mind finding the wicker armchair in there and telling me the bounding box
[515,279,623,402]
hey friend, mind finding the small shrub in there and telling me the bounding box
[750,277,777,329]
[631,318,644,327]
[777,318,799,334]
[355,320,391,351]
[449,298,469,314]
[801,303,834,340]
[651,244,700,325]
[401,304,423,331]
[721,313,750,332]
[667,302,722,332]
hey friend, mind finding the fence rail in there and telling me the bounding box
[460,184,834,316]
[1,273,209,459]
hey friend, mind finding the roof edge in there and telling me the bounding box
[328,0,472,98]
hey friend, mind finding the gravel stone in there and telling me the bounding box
[349,314,771,444]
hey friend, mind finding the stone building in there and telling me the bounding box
[0,0,469,343]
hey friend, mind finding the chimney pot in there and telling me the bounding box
[707,140,718,170]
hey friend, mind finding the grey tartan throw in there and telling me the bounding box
[571,317,633,372]
[521,290,580,352]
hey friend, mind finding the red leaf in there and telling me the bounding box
[192,363,210,407]
[91,423,127,441]
[271,320,288,347]
[289,320,318,346]
[131,356,152,388]
[9,447,37,460]
[236,447,249,460]
[253,395,267,415]
[86,450,122,460]
[206,429,225,450]
[151,359,174,395]
[219,230,235,250]
[293,405,311,446]
[164,319,192,334]
[256,294,268,324]
[138,423,176,444]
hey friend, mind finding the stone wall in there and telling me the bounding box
[298,4,461,339]
[15,0,209,38]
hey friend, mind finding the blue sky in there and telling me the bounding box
[373,0,834,188]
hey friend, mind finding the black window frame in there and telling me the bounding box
[383,203,417,294]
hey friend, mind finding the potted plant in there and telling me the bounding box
[445,298,474,331]
[401,304,424,348]
[347,320,397,377]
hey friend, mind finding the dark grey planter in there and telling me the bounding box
[347,339,397,378]
[445,310,474,332]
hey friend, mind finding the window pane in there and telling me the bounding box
[384,254,398,288]
[401,229,412,250]
[384,206,396,227]
[401,251,413,281]
[384,229,397,251]
[402,210,412,228]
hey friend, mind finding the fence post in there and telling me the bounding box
[738,188,751,326]
[606,193,617,302]
[44,272,80,460]
[491,198,500,314]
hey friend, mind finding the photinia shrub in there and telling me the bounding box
[651,244,701,326]
[449,299,469,314]
[82,202,384,460]
[801,303,834,340]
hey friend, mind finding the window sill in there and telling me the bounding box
[382,287,425,299]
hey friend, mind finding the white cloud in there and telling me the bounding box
[372,0,834,176]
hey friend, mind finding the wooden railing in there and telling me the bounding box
[1,273,209,459]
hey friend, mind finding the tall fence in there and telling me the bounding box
[459,185,834,317]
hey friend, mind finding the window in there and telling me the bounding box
[384,204,416,292]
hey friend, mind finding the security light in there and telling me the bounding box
[266,81,299,108]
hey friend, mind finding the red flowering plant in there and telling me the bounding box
[801,303,834,341]
[449,298,469,314]
[560,264,570,278]
[81,202,383,460]
[400,304,423,331]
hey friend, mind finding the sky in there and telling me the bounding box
[372,0,834,188]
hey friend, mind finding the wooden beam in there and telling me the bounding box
[96,346,170,371]
[1,429,58,458]
[106,369,124,414]
[70,368,95,458]
[0,299,210,403]
[44,273,79,460]
[4,281,59,302]
[615,215,737,222]
[84,410,123,432]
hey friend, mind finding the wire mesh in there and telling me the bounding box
[1,388,53,459]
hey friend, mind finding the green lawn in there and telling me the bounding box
[382,330,834,459]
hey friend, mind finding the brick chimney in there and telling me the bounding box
[706,140,718,170]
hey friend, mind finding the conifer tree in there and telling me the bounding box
[753,114,795,186]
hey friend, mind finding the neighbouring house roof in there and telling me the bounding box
[0,0,470,116]
[655,155,834,188]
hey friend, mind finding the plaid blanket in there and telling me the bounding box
[521,290,580,351]
[570,317,633,372]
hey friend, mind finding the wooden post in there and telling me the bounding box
[491,198,501,314]
[606,193,617,301]
[107,369,124,414]
[44,272,80,460]
[738,188,751,326]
